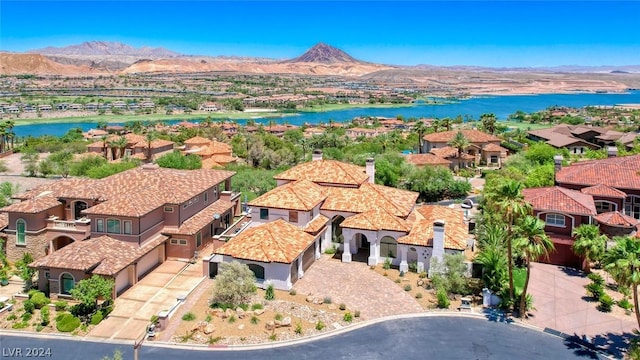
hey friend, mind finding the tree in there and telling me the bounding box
[144,131,158,162]
[156,151,202,170]
[572,224,607,273]
[70,275,114,307]
[412,121,428,154]
[475,222,508,293]
[480,113,497,134]
[448,131,471,160]
[515,215,554,318]
[20,149,39,177]
[112,136,128,160]
[0,182,17,207]
[603,236,640,329]
[210,261,257,307]
[14,252,36,291]
[485,179,531,310]
[48,150,74,178]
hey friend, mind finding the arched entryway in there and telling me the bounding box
[73,201,88,220]
[380,236,398,259]
[247,263,265,281]
[60,273,75,295]
[52,236,74,251]
[331,215,345,243]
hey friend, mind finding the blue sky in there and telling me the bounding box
[1,1,639,67]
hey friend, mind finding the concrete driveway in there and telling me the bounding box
[89,260,204,340]
[526,262,637,345]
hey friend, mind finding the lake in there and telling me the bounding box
[13,91,640,137]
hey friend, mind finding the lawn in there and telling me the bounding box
[501,121,555,131]
[513,267,527,295]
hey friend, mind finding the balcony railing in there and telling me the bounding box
[52,220,76,230]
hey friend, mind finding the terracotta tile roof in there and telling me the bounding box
[1,195,61,214]
[0,212,7,230]
[556,154,640,190]
[405,154,451,166]
[341,209,411,232]
[429,146,475,160]
[215,219,315,263]
[595,211,638,228]
[398,205,467,250]
[201,158,222,169]
[274,160,369,186]
[163,199,233,236]
[210,155,237,164]
[82,186,167,217]
[133,138,174,149]
[580,184,627,199]
[523,186,597,216]
[423,129,501,143]
[303,214,329,234]
[14,178,99,200]
[30,234,167,276]
[184,136,211,145]
[249,180,326,211]
[482,143,508,152]
[321,183,418,217]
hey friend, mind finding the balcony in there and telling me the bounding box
[46,216,91,242]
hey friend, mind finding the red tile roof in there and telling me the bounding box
[423,129,501,143]
[249,180,327,211]
[341,209,411,232]
[321,183,418,217]
[215,219,315,263]
[274,160,369,186]
[595,211,638,228]
[523,186,597,216]
[556,154,640,190]
[303,214,329,234]
[482,143,508,152]
[429,146,475,160]
[580,184,627,199]
[398,205,467,250]
[1,195,61,214]
[163,199,234,236]
[405,154,451,166]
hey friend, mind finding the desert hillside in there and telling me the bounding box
[0,53,102,75]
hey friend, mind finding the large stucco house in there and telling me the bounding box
[421,129,508,168]
[522,153,640,269]
[205,152,472,290]
[0,165,241,299]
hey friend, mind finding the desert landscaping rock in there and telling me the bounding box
[236,307,245,319]
[203,323,215,335]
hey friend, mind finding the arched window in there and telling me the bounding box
[380,236,398,258]
[60,273,75,295]
[16,219,26,245]
[73,201,88,220]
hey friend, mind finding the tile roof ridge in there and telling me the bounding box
[265,220,291,262]
[363,183,407,215]
[330,160,366,184]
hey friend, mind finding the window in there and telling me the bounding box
[196,232,202,247]
[545,213,565,227]
[16,219,26,245]
[123,220,132,235]
[490,155,498,163]
[595,201,614,214]
[96,219,104,232]
[380,236,398,258]
[170,239,188,245]
[204,192,208,203]
[170,239,178,245]
[60,273,75,295]
[179,239,187,245]
[260,208,269,220]
[164,206,174,213]
[213,186,218,200]
[107,219,121,234]
[289,211,298,223]
[44,271,50,280]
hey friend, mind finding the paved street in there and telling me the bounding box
[0,316,599,360]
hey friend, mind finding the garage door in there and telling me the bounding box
[115,270,129,295]
[543,243,582,269]
[137,247,160,278]
[302,244,315,271]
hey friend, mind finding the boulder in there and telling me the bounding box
[254,308,265,316]
[224,308,235,318]
[275,316,292,328]
[313,297,324,305]
[238,324,245,330]
[236,307,246,319]
[265,321,276,331]
[306,295,315,303]
[203,324,215,335]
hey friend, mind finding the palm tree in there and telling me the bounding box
[412,121,428,154]
[480,113,497,134]
[475,222,508,293]
[515,215,554,318]
[441,117,452,131]
[113,136,128,159]
[5,120,15,150]
[100,135,109,160]
[486,179,531,309]
[448,131,470,160]
[572,224,607,273]
[603,236,640,328]
[144,131,158,163]
[0,123,7,153]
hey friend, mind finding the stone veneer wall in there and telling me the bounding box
[5,232,48,263]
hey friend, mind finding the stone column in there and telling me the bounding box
[342,237,352,263]
[297,255,304,279]
[399,245,409,273]
[368,236,379,266]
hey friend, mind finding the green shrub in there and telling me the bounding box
[21,312,32,322]
[54,301,68,311]
[56,313,81,332]
[251,303,263,311]
[228,315,236,324]
[339,303,346,311]
[315,321,325,330]
[269,333,277,341]
[394,278,401,284]
[28,289,40,298]
[204,315,212,323]
[383,258,392,270]
[354,310,360,318]
[586,282,604,299]
[587,272,604,286]
[343,312,353,322]
[399,271,405,278]
[289,289,297,296]
[415,292,423,299]
[404,285,412,292]
[618,298,633,310]
[250,315,259,325]
[265,284,275,301]
[408,261,418,273]
[237,303,249,311]
[90,311,104,325]
[30,292,50,309]
[12,322,28,329]
[274,313,283,321]
[35,324,43,332]
[324,246,336,255]
[182,312,196,321]
[40,306,50,326]
[418,271,427,279]
[437,288,450,309]
[598,293,614,312]
[7,313,17,321]
[323,297,332,304]
[23,300,35,314]
[295,321,303,335]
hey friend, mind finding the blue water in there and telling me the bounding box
[13,91,640,137]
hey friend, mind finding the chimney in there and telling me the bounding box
[366,158,375,184]
[312,149,323,162]
[553,155,563,173]
[607,146,618,158]
[429,220,446,277]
